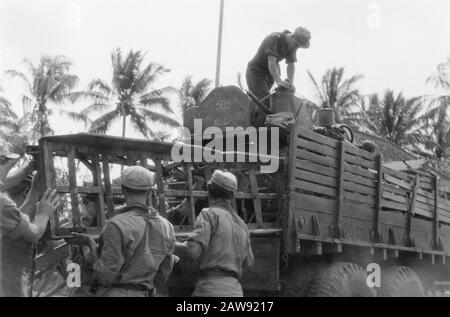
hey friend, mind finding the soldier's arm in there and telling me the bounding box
[268,56,283,85]
[287,62,295,85]
[18,172,40,217]
[174,240,202,260]
[175,209,215,260]
[3,189,59,243]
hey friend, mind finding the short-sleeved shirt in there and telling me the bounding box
[0,193,34,296]
[93,204,176,290]
[188,200,254,278]
[249,30,298,77]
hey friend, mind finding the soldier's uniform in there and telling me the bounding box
[188,170,254,297]
[92,166,176,297]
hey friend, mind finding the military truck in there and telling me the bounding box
[30,86,450,297]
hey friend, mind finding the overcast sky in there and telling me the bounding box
[1,0,449,136]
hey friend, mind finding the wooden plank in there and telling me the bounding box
[183,164,196,226]
[291,193,375,220]
[382,198,408,211]
[383,191,409,204]
[165,189,278,200]
[67,147,81,230]
[296,127,338,149]
[297,139,336,158]
[434,176,440,249]
[384,167,412,182]
[384,174,412,190]
[295,159,337,178]
[419,180,434,191]
[344,171,376,188]
[40,141,57,235]
[92,155,106,228]
[293,180,374,206]
[291,193,335,214]
[204,166,213,206]
[155,159,166,217]
[417,188,435,200]
[406,175,420,246]
[344,154,376,170]
[335,141,345,238]
[344,162,377,180]
[375,154,384,242]
[102,155,115,219]
[293,180,336,197]
[344,191,376,206]
[343,180,376,196]
[295,169,336,187]
[296,149,337,169]
[249,168,264,228]
[56,186,101,194]
[382,183,409,197]
[439,197,450,210]
[344,142,376,161]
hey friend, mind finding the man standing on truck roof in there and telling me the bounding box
[0,144,60,297]
[70,166,176,297]
[246,27,311,125]
[175,170,254,297]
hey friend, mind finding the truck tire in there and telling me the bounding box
[307,262,375,297]
[281,262,325,297]
[378,266,425,297]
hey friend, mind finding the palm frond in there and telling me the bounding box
[135,107,181,127]
[88,78,112,96]
[139,96,174,113]
[4,69,32,93]
[65,90,111,104]
[88,109,120,134]
[80,103,114,117]
[140,86,176,100]
[129,110,152,138]
[57,109,91,127]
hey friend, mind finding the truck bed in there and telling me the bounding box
[287,126,450,259]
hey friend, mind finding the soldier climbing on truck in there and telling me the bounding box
[246,27,311,126]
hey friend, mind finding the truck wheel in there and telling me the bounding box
[378,266,425,297]
[307,262,375,297]
[281,262,325,297]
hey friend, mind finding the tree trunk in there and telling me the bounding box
[122,114,126,138]
[121,114,126,173]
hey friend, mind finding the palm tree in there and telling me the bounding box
[70,48,180,139]
[423,56,450,159]
[361,90,425,148]
[179,76,212,110]
[307,67,364,126]
[5,55,88,143]
[0,84,17,134]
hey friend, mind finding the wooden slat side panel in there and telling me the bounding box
[383,167,412,182]
[296,149,337,168]
[296,127,338,149]
[343,142,376,161]
[295,159,338,178]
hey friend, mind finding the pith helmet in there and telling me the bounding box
[208,170,238,193]
[121,166,155,190]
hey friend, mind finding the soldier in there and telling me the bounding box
[70,166,176,297]
[175,170,254,297]
[0,145,60,297]
[246,27,311,125]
